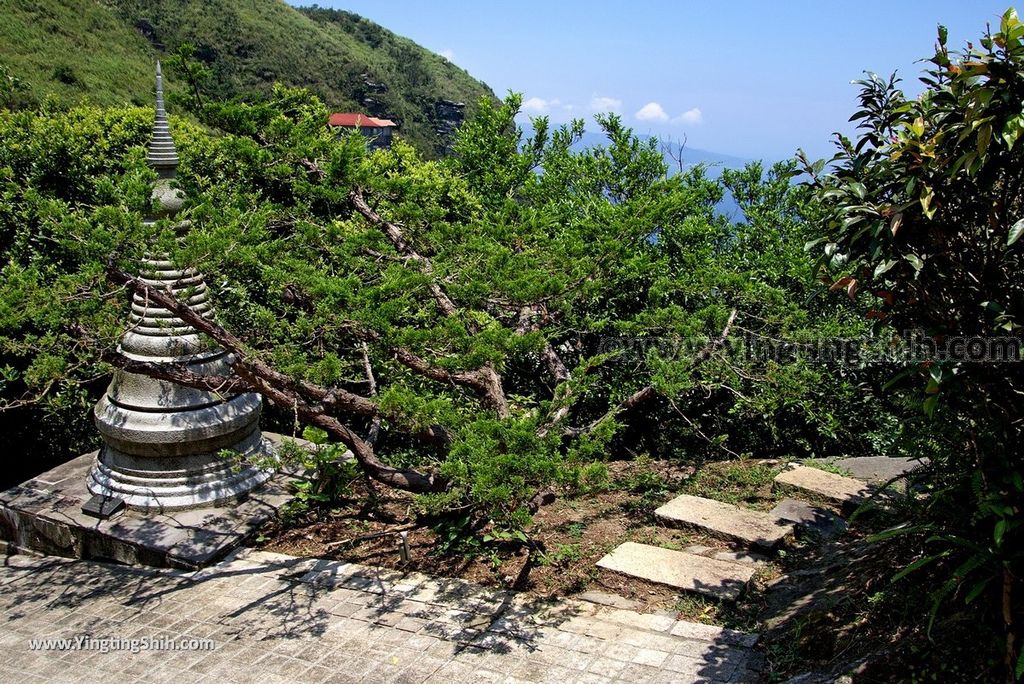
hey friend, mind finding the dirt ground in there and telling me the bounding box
[257,458,786,625]
[257,456,1006,681]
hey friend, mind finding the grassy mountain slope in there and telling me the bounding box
[0,0,495,155]
[0,0,156,106]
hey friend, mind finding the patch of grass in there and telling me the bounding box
[566,522,586,539]
[538,543,582,567]
[673,593,721,624]
[614,456,671,494]
[684,459,784,510]
[564,461,613,495]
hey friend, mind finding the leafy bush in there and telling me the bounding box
[804,10,1024,679]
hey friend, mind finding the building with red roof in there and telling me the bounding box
[328,112,397,149]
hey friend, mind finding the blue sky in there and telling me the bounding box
[294,1,1013,161]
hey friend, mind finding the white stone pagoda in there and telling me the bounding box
[86,63,273,511]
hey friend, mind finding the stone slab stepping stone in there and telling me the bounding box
[596,541,755,601]
[774,465,870,506]
[655,494,796,549]
[682,545,768,566]
[576,590,642,611]
[770,499,847,539]
[831,456,925,483]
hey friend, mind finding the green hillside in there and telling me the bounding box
[0,0,496,155]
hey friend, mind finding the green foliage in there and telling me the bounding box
[684,460,782,508]
[537,542,581,567]
[167,43,211,109]
[0,64,32,110]
[0,81,890,538]
[0,101,157,479]
[802,458,853,477]
[562,461,612,495]
[615,456,671,495]
[430,513,481,557]
[805,9,1024,676]
[279,427,362,509]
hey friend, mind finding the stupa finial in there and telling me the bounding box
[147,60,180,169]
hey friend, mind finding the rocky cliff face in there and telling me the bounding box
[433,100,466,155]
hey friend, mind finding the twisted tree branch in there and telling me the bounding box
[562,308,739,437]
[105,263,446,493]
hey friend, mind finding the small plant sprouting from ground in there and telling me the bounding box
[566,522,586,539]
[563,461,612,495]
[228,426,361,519]
[802,459,853,477]
[538,543,582,567]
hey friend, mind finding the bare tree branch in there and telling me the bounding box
[563,308,738,437]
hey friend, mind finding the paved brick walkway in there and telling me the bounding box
[0,550,762,683]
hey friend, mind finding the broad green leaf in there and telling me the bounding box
[920,185,936,219]
[964,576,994,604]
[994,518,1007,545]
[890,212,903,236]
[977,122,992,157]
[867,523,924,542]
[891,550,950,582]
[1001,115,1023,150]
[1008,217,1024,246]
[873,259,898,278]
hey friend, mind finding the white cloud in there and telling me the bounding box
[522,97,551,114]
[590,95,623,113]
[635,102,669,122]
[521,97,565,115]
[673,107,704,126]
[439,48,456,61]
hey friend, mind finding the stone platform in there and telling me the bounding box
[0,550,762,682]
[0,435,299,569]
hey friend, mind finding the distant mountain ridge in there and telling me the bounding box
[574,131,750,174]
[0,0,496,156]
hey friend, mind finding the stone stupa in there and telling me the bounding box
[85,62,273,511]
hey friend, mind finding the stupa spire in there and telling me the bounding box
[147,61,180,169]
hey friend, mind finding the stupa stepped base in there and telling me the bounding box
[87,443,274,512]
[0,434,299,569]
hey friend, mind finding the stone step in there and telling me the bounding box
[829,456,925,484]
[682,544,768,566]
[655,494,796,549]
[774,465,870,506]
[596,542,755,601]
[770,499,847,539]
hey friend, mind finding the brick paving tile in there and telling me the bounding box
[0,552,761,683]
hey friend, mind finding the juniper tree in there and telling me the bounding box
[0,88,878,529]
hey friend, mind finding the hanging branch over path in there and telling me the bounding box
[349,189,511,418]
